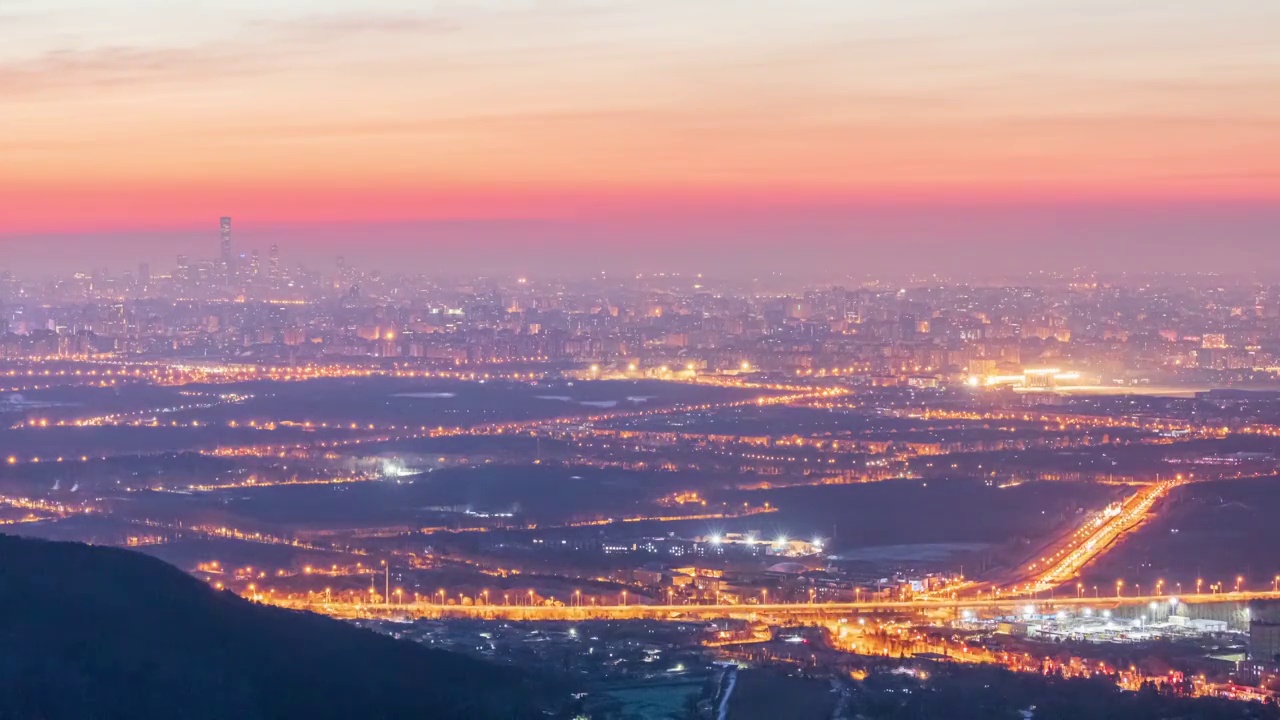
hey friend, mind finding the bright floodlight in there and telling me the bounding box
[709,534,722,545]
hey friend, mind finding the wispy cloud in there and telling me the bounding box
[257,12,461,41]
[0,11,460,97]
[0,44,270,95]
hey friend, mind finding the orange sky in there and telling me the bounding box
[2,0,1279,262]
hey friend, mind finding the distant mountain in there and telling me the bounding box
[0,534,545,719]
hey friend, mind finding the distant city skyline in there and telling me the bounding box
[3,0,1279,273]
[4,202,1278,279]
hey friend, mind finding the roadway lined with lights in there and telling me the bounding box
[987,478,1185,599]
[129,518,366,555]
[265,591,1280,622]
[200,388,846,460]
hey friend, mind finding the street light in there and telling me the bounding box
[1197,578,1204,595]
[1116,580,1124,598]
[1236,576,1244,593]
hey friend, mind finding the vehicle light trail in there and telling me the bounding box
[258,591,1280,622]
[996,478,1185,597]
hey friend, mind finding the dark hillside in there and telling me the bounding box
[0,534,543,720]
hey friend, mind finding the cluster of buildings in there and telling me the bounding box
[3,221,1280,386]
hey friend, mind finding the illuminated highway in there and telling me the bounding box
[200,387,845,460]
[265,591,1280,622]
[992,478,1185,598]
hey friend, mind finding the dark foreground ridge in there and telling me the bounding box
[0,534,542,719]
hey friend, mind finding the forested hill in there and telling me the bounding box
[0,534,544,719]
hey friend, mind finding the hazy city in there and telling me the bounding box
[5,1,1280,719]
[2,229,1280,718]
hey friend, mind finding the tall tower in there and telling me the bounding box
[219,216,233,283]
[268,244,281,285]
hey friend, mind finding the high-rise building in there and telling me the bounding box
[1252,619,1280,663]
[1251,603,1280,663]
[250,249,261,278]
[268,244,281,284]
[336,255,352,289]
[219,216,233,283]
[137,262,151,288]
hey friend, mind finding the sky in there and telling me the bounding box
[2,0,1279,276]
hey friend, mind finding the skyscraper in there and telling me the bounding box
[219,217,233,283]
[268,244,281,285]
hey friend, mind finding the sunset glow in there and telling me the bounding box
[3,0,1279,271]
